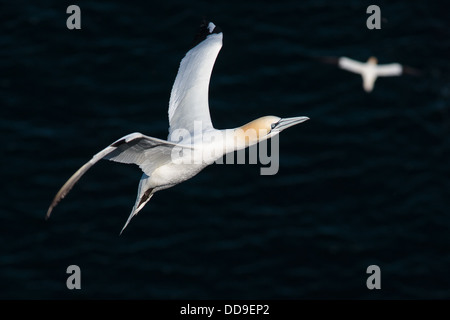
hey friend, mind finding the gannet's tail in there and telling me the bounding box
[120,174,155,235]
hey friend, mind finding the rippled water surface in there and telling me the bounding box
[1,1,450,299]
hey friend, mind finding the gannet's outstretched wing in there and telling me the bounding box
[46,133,191,219]
[376,63,403,77]
[338,57,365,74]
[168,21,223,139]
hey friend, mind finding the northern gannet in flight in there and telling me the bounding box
[338,56,403,92]
[46,21,309,233]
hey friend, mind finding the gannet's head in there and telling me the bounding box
[237,115,309,146]
[368,56,378,65]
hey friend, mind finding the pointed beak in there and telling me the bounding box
[273,116,309,132]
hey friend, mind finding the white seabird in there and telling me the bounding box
[338,56,402,92]
[46,21,309,233]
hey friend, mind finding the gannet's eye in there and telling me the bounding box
[271,123,276,130]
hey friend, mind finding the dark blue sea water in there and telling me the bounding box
[1,1,450,299]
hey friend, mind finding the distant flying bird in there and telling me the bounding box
[46,21,309,233]
[339,56,402,92]
[321,56,419,92]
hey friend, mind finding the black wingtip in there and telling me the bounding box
[317,56,340,65]
[403,65,422,77]
[191,19,222,48]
